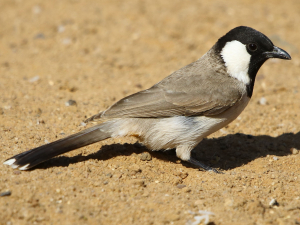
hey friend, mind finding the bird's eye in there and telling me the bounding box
[248,43,258,52]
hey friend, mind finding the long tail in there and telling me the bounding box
[3,124,111,170]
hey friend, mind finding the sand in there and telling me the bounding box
[1,0,300,224]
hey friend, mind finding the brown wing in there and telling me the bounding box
[86,54,245,122]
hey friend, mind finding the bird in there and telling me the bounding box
[3,26,291,173]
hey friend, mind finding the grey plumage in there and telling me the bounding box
[87,48,244,120]
[3,26,291,172]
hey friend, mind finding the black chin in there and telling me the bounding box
[246,58,268,98]
[246,45,291,98]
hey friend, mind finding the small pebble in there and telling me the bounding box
[129,179,145,187]
[29,76,40,83]
[0,191,11,197]
[34,33,45,39]
[176,184,186,189]
[80,122,87,127]
[65,100,77,106]
[273,156,278,161]
[129,164,141,175]
[62,38,72,45]
[269,198,279,207]
[290,148,299,155]
[36,119,45,125]
[57,25,65,33]
[185,188,192,193]
[113,173,122,179]
[106,173,112,178]
[173,171,189,179]
[135,83,143,89]
[32,5,41,14]
[35,108,42,116]
[86,167,91,173]
[4,105,11,110]
[258,97,267,105]
[140,152,152,161]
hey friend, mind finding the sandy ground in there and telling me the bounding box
[1,0,300,224]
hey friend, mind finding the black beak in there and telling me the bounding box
[264,46,291,60]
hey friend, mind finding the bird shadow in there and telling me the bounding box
[34,131,300,171]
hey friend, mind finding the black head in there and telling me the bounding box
[215,26,291,97]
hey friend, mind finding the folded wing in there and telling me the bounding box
[86,60,244,121]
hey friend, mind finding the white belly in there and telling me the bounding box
[108,95,250,151]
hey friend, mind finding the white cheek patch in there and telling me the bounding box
[221,40,251,85]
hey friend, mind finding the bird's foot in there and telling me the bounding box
[188,158,223,174]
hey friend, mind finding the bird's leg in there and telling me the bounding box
[176,145,223,174]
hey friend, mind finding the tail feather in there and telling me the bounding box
[3,124,111,170]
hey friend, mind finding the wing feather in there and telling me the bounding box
[86,52,245,121]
